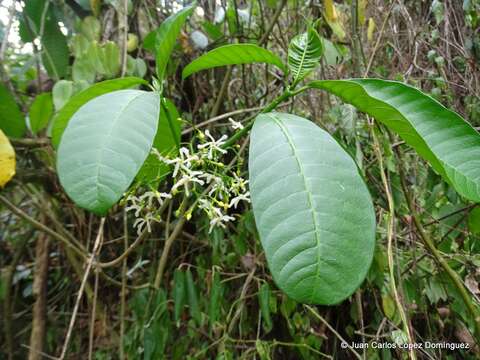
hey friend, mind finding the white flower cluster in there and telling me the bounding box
[125,191,172,235]
[155,130,250,233]
[125,130,250,235]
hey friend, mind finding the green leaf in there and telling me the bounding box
[51,77,147,148]
[182,44,286,79]
[201,21,223,41]
[155,3,195,81]
[173,269,186,323]
[0,84,26,138]
[126,56,147,78]
[185,268,201,325]
[20,1,69,78]
[288,27,323,86]
[19,0,46,42]
[72,57,96,84]
[99,41,121,78]
[52,80,74,111]
[136,98,181,185]
[41,14,69,79]
[249,112,375,305]
[29,93,53,134]
[309,79,480,202]
[80,16,101,41]
[468,207,480,235]
[258,283,273,331]
[208,271,222,329]
[57,90,160,215]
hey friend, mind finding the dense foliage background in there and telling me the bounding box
[1,0,480,359]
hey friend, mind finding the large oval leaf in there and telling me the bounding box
[51,77,147,148]
[57,90,160,215]
[249,112,375,304]
[288,27,323,86]
[310,79,480,202]
[182,44,286,79]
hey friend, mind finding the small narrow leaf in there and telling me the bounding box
[185,268,201,325]
[29,93,53,134]
[57,90,160,215]
[155,3,196,81]
[249,112,375,305]
[182,44,286,79]
[258,283,273,331]
[0,84,26,138]
[51,77,147,148]
[208,271,222,329]
[288,28,323,85]
[173,269,186,323]
[0,129,16,187]
[309,79,480,202]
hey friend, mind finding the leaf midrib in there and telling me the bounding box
[92,91,146,208]
[292,34,309,84]
[268,113,321,303]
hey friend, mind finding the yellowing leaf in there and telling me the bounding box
[358,0,367,25]
[0,129,15,187]
[367,17,376,42]
[90,0,101,17]
[324,0,337,21]
[323,0,346,40]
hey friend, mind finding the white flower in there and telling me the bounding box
[139,191,172,208]
[197,198,235,233]
[208,206,235,233]
[198,172,226,196]
[230,172,249,194]
[152,147,198,177]
[132,213,160,235]
[229,191,250,209]
[171,170,205,196]
[125,194,143,216]
[228,117,244,130]
[197,130,228,159]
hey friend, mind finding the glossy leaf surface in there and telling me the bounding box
[249,112,375,304]
[288,28,323,85]
[57,90,160,215]
[20,0,68,78]
[155,3,195,81]
[29,93,53,134]
[0,84,26,138]
[310,79,480,202]
[182,44,286,79]
[51,77,147,148]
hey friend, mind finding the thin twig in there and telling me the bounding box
[119,210,128,360]
[395,147,480,342]
[370,121,416,360]
[259,0,287,45]
[305,305,362,360]
[59,218,106,360]
[0,195,86,259]
[182,106,263,135]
